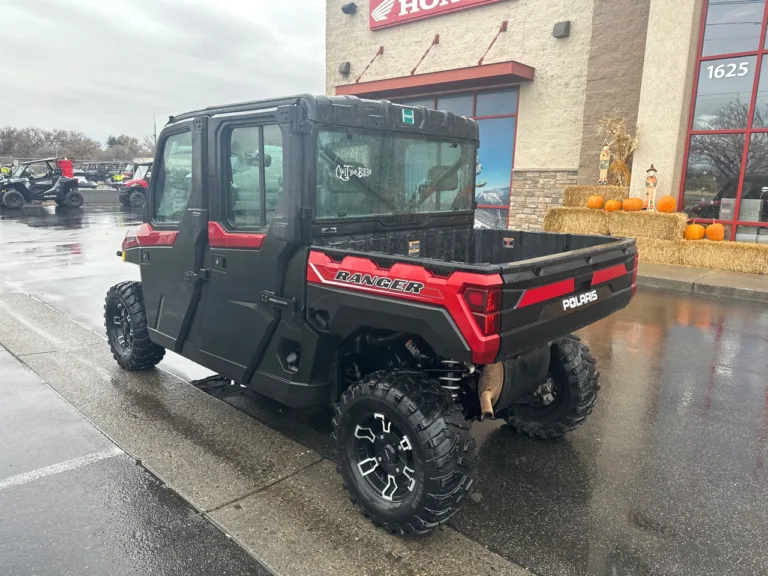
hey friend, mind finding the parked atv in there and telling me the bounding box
[118,162,152,207]
[105,96,637,535]
[0,158,83,209]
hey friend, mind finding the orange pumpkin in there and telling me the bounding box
[684,223,706,240]
[657,195,677,213]
[706,222,725,241]
[605,199,622,213]
[623,197,643,212]
[587,195,605,210]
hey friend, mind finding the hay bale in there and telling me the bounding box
[681,240,768,275]
[543,207,609,235]
[607,211,688,241]
[562,185,629,207]
[634,237,684,265]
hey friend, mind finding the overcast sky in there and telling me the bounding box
[0,0,325,143]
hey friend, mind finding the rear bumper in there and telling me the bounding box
[496,285,632,360]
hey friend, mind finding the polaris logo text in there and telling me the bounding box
[563,290,598,311]
[334,271,425,295]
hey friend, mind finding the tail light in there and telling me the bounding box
[464,287,501,336]
[122,226,141,251]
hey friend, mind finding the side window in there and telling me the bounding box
[225,124,284,229]
[263,125,284,226]
[154,131,193,224]
[229,126,262,228]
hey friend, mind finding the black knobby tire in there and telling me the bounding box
[118,194,130,206]
[333,370,477,535]
[505,335,599,439]
[3,189,25,209]
[104,281,165,370]
[129,191,145,208]
[64,190,84,208]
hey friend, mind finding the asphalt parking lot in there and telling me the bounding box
[1,202,767,576]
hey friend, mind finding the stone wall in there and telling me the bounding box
[508,169,578,230]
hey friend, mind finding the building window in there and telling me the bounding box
[682,0,768,240]
[400,87,518,229]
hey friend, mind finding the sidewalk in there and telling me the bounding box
[0,345,271,576]
[637,262,768,303]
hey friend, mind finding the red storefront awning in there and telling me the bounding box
[335,61,534,99]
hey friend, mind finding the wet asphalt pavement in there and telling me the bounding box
[1,203,768,576]
[0,346,270,576]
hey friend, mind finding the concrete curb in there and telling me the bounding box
[637,262,768,304]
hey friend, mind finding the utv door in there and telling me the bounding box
[140,118,209,352]
[197,116,295,383]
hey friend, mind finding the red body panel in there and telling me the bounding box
[208,222,265,250]
[591,263,627,287]
[516,278,575,309]
[124,178,148,188]
[307,251,502,364]
[135,223,178,247]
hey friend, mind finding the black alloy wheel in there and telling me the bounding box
[333,370,477,535]
[353,412,417,504]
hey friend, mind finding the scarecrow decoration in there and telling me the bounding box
[598,142,610,185]
[644,164,658,210]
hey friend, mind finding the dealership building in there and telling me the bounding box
[326,0,768,242]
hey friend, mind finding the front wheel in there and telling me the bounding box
[505,335,599,439]
[333,370,477,535]
[2,189,25,209]
[105,281,165,370]
[129,191,145,208]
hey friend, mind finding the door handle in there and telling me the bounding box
[260,291,296,311]
[185,269,210,285]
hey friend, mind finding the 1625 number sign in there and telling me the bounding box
[706,61,750,80]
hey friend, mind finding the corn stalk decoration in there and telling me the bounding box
[597,116,639,187]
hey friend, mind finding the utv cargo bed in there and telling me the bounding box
[310,229,637,363]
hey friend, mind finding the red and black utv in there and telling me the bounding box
[0,158,83,209]
[117,161,152,208]
[105,95,637,535]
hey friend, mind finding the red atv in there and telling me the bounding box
[118,162,152,208]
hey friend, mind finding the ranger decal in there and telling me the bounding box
[334,271,425,295]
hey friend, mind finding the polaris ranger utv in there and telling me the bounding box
[106,95,637,535]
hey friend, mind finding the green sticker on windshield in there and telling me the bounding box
[402,109,415,125]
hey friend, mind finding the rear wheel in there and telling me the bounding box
[2,189,25,209]
[64,190,83,208]
[129,191,145,208]
[105,281,165,370]
[333,370,477,535]
[505,335,599,439]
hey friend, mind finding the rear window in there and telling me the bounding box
[315,127,475,220]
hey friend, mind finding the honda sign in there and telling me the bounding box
[370,0,507,30]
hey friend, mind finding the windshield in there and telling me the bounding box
[12,164,26,178]
[315,127,475,220]
[134,164,151,180]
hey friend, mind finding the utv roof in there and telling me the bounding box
[168,94,479,141]
[21,157,65,164]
